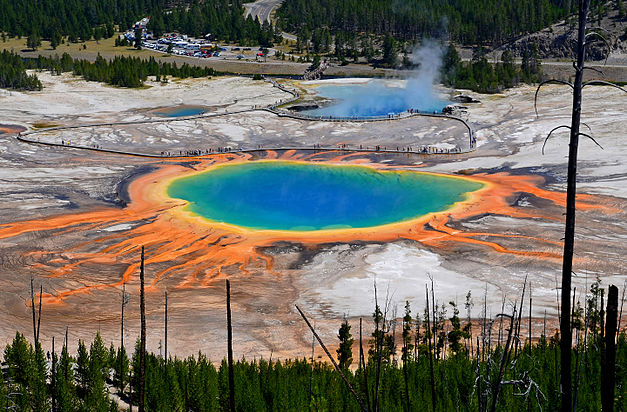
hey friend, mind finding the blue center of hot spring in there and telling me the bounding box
[166,162,483,231]
[302,80,449,118]
[153,106,206,117]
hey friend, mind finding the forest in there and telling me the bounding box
[147,3,279,47]
[277,0,604,45]
[0,44,542,93]
[0,0,270,46]
[0,50,43,91]
[441,45,543,93]
[21,53,217,88]
[3,274,626,411]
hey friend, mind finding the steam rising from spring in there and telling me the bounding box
[305,42,448,118]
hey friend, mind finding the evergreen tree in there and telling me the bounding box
[447,301,471,354]
[401,301,414,363]
[50,31,62,49]
[336,317,354,370]
[4,332,33,410]
[30,342,50,411]
[27,32,42,50]
[75,340,90,399]
[114,346,129,392]
[134,27,142,49]
[382,34,397,67]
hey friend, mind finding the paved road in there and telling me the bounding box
[244,0,285,23]
[243,0,296,41]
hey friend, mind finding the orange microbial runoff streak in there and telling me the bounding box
[0,151,614,304]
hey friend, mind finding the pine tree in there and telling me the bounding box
[382,34,397,67]
[134,28,142,49]
[75,340,90,399]
[336,317,354,370]
[50,31,62,49]
[447,301,471,354]
[401,301,413,362]
[4,332,33,409]
[30,342,50,411]
[27,32,41,50]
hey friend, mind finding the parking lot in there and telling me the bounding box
[129,32,275,62]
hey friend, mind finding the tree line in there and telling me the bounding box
[0,0,272,47]
[21,53,217,88]
[277,0,603,46]
[2,275,625,411]
[147,1,279,47]
[442,45,543,93]
[0,0,160,42]
[0,50,43,91]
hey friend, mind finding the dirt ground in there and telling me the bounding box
[0,73,625,361]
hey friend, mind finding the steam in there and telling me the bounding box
[309,41,448,118]
[404,40,445,113]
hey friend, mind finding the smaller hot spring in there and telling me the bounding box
[152,105,207,118]
[0,124,27,135]
[301,79,450,118]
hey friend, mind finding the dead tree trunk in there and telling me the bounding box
[359,317,371,412]
[560,2,591,410]
[31,278,37,345]
[139,246,146,412]
[425,285,436,412]
[226,279,236,412]
[490,312,515,412]
[64,327,69,381]
[164,291,168,365]
[476,337,483,412]
[37,285,42,343]
[295,305,368,412]
[309,326,315,403]
[121,283,128,393]
[601,285,618,411]
[51,336,56,412]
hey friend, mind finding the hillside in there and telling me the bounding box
[497,0,627,60]
[275,0,585,45]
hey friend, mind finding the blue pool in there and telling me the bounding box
[302,79,450,118]
[153,105,207,117]
[167,161,483,231]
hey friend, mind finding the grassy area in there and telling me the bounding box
[0,35,166,60]
[0,34,399,78]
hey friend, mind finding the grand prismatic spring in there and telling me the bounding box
[0,73,624,359]
[166,161,484,231]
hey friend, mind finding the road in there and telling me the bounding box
[243,0,296,41]
[243,0,285,23]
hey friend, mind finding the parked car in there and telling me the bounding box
[237,54,245,59]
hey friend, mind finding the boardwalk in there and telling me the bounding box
[14,78,476,157]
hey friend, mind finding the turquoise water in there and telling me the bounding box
[167,162,483,231]
[302,80,450,118]
[153,106,206,117]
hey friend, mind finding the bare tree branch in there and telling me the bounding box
[295,305,369,412]
[541,125,571,155]
[534,80,574,117]
[581,66,604,76]
[584,31,611,64]
[582,80,627,93]
[578,132,603,150]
